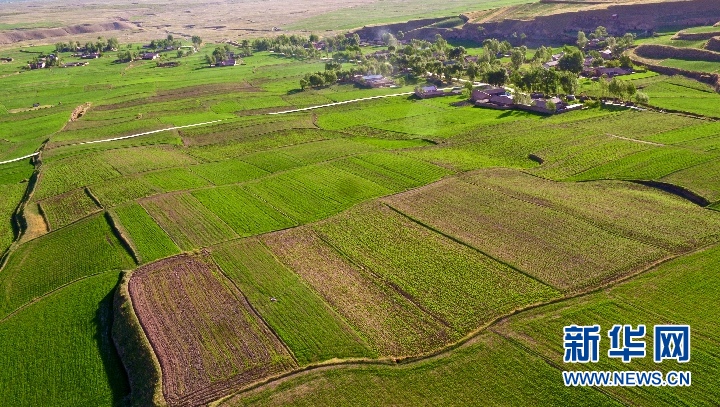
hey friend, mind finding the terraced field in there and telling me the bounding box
[212,239,375,364]
[0,214,134,319]
[384,168,720,291]
[128,254,296,406]
[3,27,720,407]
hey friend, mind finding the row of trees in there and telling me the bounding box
[54,37,119,53]
[577,26,636,57]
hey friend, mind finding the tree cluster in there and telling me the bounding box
[54,37,119,53]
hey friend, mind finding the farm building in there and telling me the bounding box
[214,59,237,67]
[81,53,100,59]
[354,74,396,88]
[470,86,508,102]
[62,62,88,68]
[141,52,160,60]
[415,85,463,99]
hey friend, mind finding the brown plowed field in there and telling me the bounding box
[128,254,296,406]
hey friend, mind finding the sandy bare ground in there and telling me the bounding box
[0,0,374,47]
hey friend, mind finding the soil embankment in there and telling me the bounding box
[634,44,720,62]
[706,37,720,52]
[0,21,135,45]
[354,0,720,46]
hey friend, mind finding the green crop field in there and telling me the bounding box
[383,175,668,291]
[111,203,180,263]
[140,193,237,250]
[3,11,720,406]
[0,214,134,319]
[212,238,375,364]
[192,185,296,236]
[314,202,560,333]
[0,271,128,407]
[38,188,102,230]
[227,242,720,406]
[244,164,392,223]
[262,226,461,355]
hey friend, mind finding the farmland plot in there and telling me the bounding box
[662,158,720,203]
[383,176,668,291]
[245,164,391,223]
[219,332,616,407]
[128,254,296,406]
[464,168,720,251]
[277,138,379,165]
[141,193,237,250]
[99,146,197,175]
[213,238,375,364]
[315,202,560,333]
[189,159,268,185]
[192,186,296,236]
[528,134,651,180]
[0,215,134,318]
[570,146,715,181]
[0,183,26,254]
[38,188,102,230]
[239,150,303,173]
[0,272,128,407]
[89,176,161,208]
[140,168,209,192]
[187,127,331,162]
[111,203,180,263]
[501,245,720,406]
[179,116,315,147]
[34,156,121,200]
[263,227,460,356]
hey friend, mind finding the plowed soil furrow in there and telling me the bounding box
[128,254,296,406]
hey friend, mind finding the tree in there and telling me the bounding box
[598,75,609,98]
[466,62,480,81]
[558,71,579,95]
[308,73,324,87]
[106,37,119,51]
[577,31,588,49]
[624,81,637,101]
[608,77,624,99]
[309,33,319,43]
[592,26,608,40]
[486,67,509,86]
[545,100,557,112]
[205,54,215,65]
[397,31,405,40]
[448,46,466,61]
[634,91,649,104]
[510,48,525,70]
[558,47,584,74]
[191,35,202,49]
[619,54,633,69]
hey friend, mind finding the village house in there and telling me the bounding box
[470,86,508,102]
[354,74,395,88]
[62,61,89,68]
[600,49,613,59]
[415,85,450,99]
[81,52,100,59]
[543,60,559,69]
[594,67,632,77]
[214,58,237,67]
[141,52,160,60]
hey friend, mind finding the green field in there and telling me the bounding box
[314,202,560,333]
[0,214,134,319]
[225,242,720,406]
[213,238,375,365]
[111,203,181,263]
[0,271,128,407]
[3,18,720,407]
